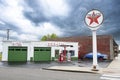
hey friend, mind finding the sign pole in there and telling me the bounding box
[92,30,98,71]
[84,9,104,71]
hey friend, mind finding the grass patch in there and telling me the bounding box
[0,53,2,61]
[71,57,78,61]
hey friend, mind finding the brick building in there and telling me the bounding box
[49,35,119,60]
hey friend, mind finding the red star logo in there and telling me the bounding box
[87,12,101,25]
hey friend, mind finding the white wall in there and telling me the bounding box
[2,41,78,61]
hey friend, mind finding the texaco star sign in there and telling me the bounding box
[85,9,104,71]
[85,9,104,30]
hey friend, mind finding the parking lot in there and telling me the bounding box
[0,60,111,80]
[0,60,111,69]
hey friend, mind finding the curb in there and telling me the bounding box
[42,68,99,74]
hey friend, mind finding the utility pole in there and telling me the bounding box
[0,29,11,40]
[6,29,11,40]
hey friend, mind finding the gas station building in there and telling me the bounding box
[2,41,78,62]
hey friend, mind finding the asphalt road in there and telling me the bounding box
[0,61,111,80]
[0,67,102,80]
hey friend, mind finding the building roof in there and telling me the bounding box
[48,35,118,46]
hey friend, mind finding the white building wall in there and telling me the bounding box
[2,42,8,61]
[27,42,32,61]
[29,44,34,61]
[2,41,78,61]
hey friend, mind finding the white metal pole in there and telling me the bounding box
[92,30,98,70]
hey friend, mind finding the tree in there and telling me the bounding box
[41,35,48,41]
[41,33,58,41]
[51,33,58,39]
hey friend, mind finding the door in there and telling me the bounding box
[55,50,59,61]
[34,47,51,62]
[8,46,27,62]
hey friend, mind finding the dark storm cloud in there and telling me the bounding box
[0,22,21,33]
[23,11,49,25]
[98,0,120,40]
[52,0,120,43]
[23,0,49,25]
[48,0,102,36]
[0,0,120,44]
[23,0,90,33]
[49,1,89,36]
[22,0,120,41]
[0,21,22,40]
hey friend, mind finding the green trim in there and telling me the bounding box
[30,57,33,62]
[71,57,78,61]
[0,53,2,61]
[52,57,55,61]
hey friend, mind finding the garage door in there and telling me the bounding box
[34,47,51,62]
[8,46,27,62]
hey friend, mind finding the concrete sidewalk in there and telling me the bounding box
[43,54,120,74]
[43,66,103,74]
[102,54,120,74]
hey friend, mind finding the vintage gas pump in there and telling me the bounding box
[59,52,64,62]
[63,46,66,61]
[59,45,70,62]
[67,51,71,62]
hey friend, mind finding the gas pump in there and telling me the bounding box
[63,46,66,61]
[67,51,71,62]
[59,53,64,62]
[59,45,70,62]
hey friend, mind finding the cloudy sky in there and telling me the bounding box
[0,0,120,44]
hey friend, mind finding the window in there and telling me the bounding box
[55,50,59,59]
[40,49,44,51]
[62,50,68,53]
[46,49,51,51]
[70,45,73,47]
[9,49,14,51]
[35,49,39,51]
[69,50,75,56]
[16,49,21,51]
[22,49,27,51]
